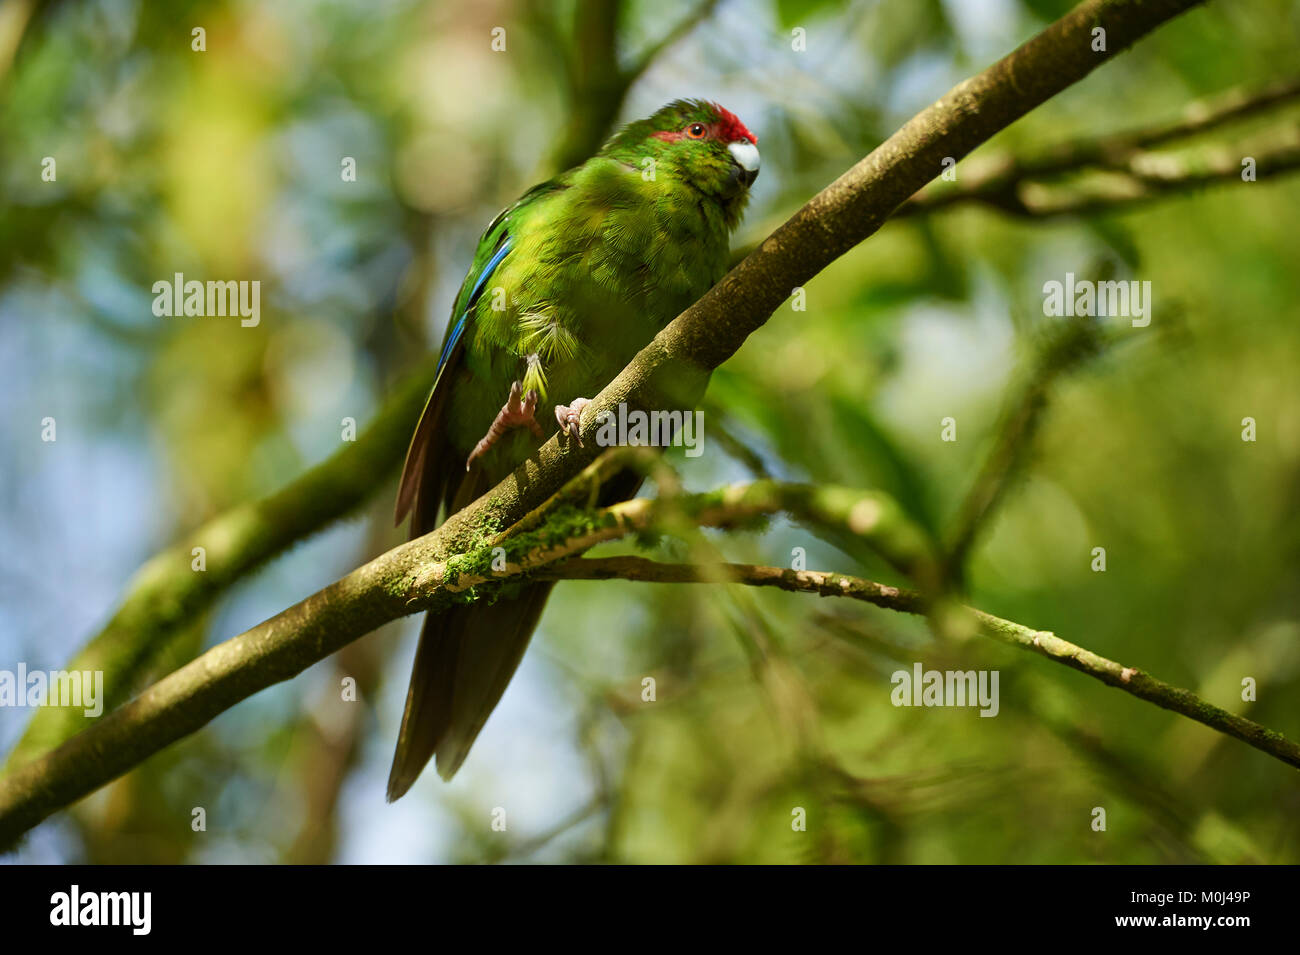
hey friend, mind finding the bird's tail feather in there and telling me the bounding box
[386,582,554,800]
[387,450,645,800]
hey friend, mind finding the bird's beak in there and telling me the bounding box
[728,141,760,188]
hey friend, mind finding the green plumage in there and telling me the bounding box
[388,99,757,798]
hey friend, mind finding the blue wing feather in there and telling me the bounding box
[436,235,512,374]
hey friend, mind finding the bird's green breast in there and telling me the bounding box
[446,158,733,474]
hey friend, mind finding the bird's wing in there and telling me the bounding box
[393,179,561,529]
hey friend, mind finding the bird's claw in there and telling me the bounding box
[466,381,544,471]
[554,397,591,447]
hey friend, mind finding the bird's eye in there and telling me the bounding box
[686,123,707,139]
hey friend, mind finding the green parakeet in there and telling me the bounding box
[387,99,759,798]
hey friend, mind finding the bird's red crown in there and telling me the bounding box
[713,104,757,144]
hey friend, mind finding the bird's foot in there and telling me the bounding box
[554,397,591,446]
[466,381,545,471]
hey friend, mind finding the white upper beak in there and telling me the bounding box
[727,141,760,173]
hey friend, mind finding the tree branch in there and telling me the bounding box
[967,75,1300,183]
[907,135,1300,218]
[899,75,1300,218]
[532,556,1300,773]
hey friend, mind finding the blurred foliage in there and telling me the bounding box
[2,0,1299,863]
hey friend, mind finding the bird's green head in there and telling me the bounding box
[603,99,760,221]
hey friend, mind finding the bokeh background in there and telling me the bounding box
[2,0,1299,863]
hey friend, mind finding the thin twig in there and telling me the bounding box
[535,556,1300,772]
[984,75,1300,184]
[899,74,1300,218]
